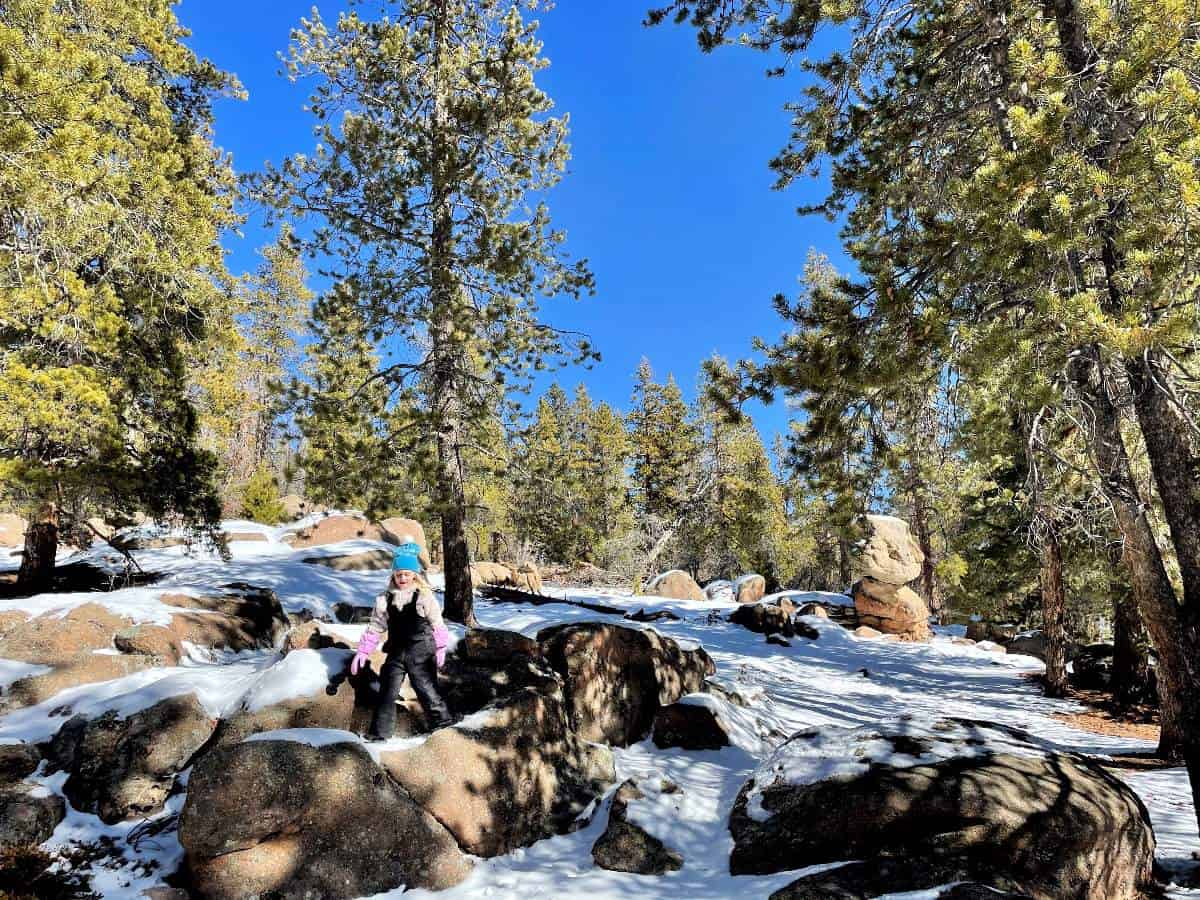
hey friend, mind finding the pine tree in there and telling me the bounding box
[0,0,241,590]
[628,360,699,523]
[255,0,594,624]
[240,466,287,525]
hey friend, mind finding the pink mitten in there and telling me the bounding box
[351,630,381,675]
[433,625,450,668]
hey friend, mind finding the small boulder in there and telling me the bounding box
[796,603,830,619]
[222,531,268,543]
[729,719,1155,899]
[854,625,883,639]
[287,514,384,549]
[46,694,217,824]
[379,684,615,857]
[853,577,931,641]
[852,514,925,585]
[647,569,704,602]
[734,574,767,604]
[180,739,472,899]
[591,780,683,875]
[537,622,715,746]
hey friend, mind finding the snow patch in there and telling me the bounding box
[244,727,362,749]
[240,648,352,713]
[0,658,51,690]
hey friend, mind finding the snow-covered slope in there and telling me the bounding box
[0,531,1195,899]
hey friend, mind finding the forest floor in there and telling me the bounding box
[0,522,1197,899]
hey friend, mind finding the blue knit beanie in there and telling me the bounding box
[391,542,422,573]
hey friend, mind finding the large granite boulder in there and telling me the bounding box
[180,739,472,899]
[537,622,716,746]
[734,574,767,604]
[852,577,931,641]
[852,514,924,585]
[646,569,704,602]
[729,719,1155,899]
[379,683,615,857]
[163,587,290,653]
[591,780,683,875]
[45,694,217,824]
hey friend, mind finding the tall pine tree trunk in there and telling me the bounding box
[1070,350,1187,761]
[1037,515,1069,698]
[429,0,475,626]
[1125,354,1200,781]
[910,492,942,621]
[16,503,57,594]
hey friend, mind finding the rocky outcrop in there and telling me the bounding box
[591,780,683,875]
[163,587,290,653]
[45,694,217,824]
[180,739,472,899]
[852,577,931,641]
[0,603,159,710]
[851,514,925,585]
[285,515,384,549]
[729,720,1156,899]
[301,547,393,571]
[646,569,704,602]
[379,683,615,857]
[537,622,715,746]
[768,858,1029,900]
[734,574,766,604]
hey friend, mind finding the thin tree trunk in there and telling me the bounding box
[428,0,475,626]
[16,504,57,594]
[1038,518,1069,697]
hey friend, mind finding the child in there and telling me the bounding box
[350,542,453,739]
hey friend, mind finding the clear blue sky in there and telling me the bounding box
[176,0,849,447]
